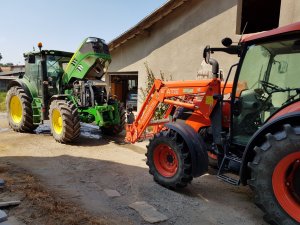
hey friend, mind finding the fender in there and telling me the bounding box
[165,122,208,177]
[240,111,300,185]
[50,94,69,102]
[7,79,32,99]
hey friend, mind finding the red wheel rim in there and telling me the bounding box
[272,152,300,222]
[153,144,178,177]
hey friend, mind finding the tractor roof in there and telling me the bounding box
[242,21,300,43]
[24,50,73,58]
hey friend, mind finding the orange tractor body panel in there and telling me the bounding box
[125,21,300,225]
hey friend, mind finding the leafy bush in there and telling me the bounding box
[139,63,172,120]
[0,92,6,111]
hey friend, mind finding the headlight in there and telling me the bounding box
[86,37,99,43]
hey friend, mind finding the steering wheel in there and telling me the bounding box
[260,80,284,94]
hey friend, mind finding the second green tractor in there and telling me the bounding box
[6,37,125,143]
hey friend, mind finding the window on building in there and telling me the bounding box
[237,0,281,34]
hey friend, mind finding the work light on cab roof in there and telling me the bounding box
[37,42,43,51]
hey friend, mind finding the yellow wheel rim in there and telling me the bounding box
[10,96,23,124]
[52,109,63,134]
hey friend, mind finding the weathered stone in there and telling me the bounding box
[0,201,21,208]
[104,189,121,198]
[0,210,7,222]
[129,201,168,223]
[0,179,5,189]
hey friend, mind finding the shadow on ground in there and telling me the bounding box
[0,154,267,225]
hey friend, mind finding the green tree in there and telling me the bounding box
[139,62,172,120]
[0,53,2,61]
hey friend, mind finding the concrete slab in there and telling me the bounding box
[0,210,7,222]
[0,179,5,189]
[0,216,25,225]
[104,189,121,198]
[0,201,20,208]
[129,201,168,223]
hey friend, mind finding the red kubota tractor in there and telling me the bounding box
[126,22,300,225]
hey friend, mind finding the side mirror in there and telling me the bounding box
[203,45,211,64]
[221,37,233,47]
[278,61,288,74]
[28,55,36,64]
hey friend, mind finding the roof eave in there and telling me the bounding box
[108,0,188,51]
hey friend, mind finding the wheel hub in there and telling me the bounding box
[52,109,63,135]
[167,154,174,164]
[287,159,300,201]
[153,144,178,178]
[10,96,23,124]
[273,152,300,222]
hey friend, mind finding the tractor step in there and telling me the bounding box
[32,98,42,125]
[217,153,241,186]
[225,155,242,164]
[217,174,240,186]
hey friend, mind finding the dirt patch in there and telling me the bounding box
[0,113,267,225]
[0,162,118,225]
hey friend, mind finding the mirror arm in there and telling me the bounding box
[208,58,219,78]
[210,46,240,55]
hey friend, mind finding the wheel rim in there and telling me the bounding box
[9,96,23,124]
[52,109,63,135]
[272,152,300,222]
[153,144,178,177]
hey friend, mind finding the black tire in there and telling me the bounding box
[49,100,80,143]
[248,124,300,225]
[101,102,126,135]
[146,129,193,189]
[6,86,37,132]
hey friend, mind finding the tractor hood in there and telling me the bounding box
[62,37,111,84]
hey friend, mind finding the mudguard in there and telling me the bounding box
[50,94,69,102]
[7,79,32,99]
[165,122,208,177]
[240,111,300,185]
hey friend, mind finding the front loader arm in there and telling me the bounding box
[125,78,222,143]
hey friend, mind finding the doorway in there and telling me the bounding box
[109,72,138,111]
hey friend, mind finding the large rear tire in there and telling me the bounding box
[248,124,300,225]
[146,129,193,189]
[49,100,80,143]
[6,86,37,132]
[101,102,126,136]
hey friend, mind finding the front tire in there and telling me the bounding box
[146,130,193,189]
[248,124,300,225]
[6,86,37,132]
[49,100,80,143]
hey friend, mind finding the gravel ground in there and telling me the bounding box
[0,113,267,225]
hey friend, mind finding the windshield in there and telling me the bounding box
[232,39,300,145]
[46,55,71,95]
[47,55,71,75]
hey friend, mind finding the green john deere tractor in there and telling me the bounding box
[6,37,125,143]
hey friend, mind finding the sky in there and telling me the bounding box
[0,0,167,64]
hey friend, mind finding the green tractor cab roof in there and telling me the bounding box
[24,50,74,58]
[24,37,112,83]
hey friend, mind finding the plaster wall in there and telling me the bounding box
[109,0,240,106]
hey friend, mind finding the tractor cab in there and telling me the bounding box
[24,50,73,96]
[231,38,300,146]
[204,35,300,147]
